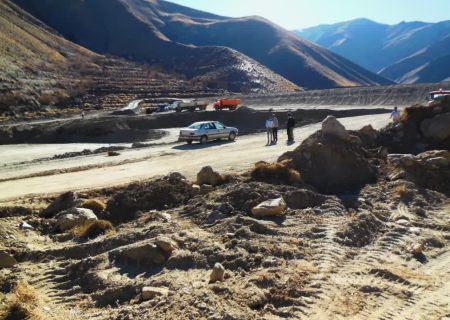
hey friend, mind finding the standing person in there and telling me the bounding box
[390,107,401,122]
[81,110,85,119]
[265,115,274,145]
[272,113,279,143]
[286,113,296,142]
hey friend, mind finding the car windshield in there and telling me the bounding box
[188,123,202,129]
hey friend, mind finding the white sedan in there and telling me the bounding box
[178,121,239,144]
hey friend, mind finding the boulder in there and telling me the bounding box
[420,112,450,141]
[197,166,223,186]
[190,184,201,197]
[42,191,79,217]
[322,115,350,140]
[425,157,449,168]
[111,241,166,266]
[142,286,169,300]
[0,250,17,268]
[55,208,97,231]
[209,262,225,283]
[200,184,213,194]
[251,198,287,218]
[155,236,177,253]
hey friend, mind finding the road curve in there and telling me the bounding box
[0,114,390,202]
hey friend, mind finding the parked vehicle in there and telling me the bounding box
[213,98,241,111]
[178,121,238,144]
[173,99,209,112]
[427,89,450,107]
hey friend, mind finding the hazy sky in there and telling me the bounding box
[168,0,450,29]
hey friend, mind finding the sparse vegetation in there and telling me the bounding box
[72,219,115,238]
[0,281,43,320]
[250,160,301,185]
[82,199,106,214]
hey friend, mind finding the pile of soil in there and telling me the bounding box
[105,173,194,223]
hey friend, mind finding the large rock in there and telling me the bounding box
[155,236,177,253]
[42,191,79,217]
[251,198,287,218]
[0,250,17,268]
[196,166,223,186]
[420,112,450,141]
[55,208,97,231]
[111,240,166,266]
[209,263,225,283]
[322,115,350,140]
[142,286,169,300]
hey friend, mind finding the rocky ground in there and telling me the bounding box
[0,102,449,320]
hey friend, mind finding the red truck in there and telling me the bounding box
[213,98,241,111]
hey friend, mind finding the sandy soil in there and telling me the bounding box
[0,114,389,202]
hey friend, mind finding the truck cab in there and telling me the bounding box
[427,89,450,107]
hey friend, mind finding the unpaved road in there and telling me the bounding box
[0,114,389,201]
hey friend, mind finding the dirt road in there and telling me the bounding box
[0,114,389,201]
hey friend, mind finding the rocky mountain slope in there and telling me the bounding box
[297,19,450,83]
[0,0,297,115]
[12,0,392,89]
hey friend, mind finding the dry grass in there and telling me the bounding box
[394,184,408,197]
[250,160,301,185]
[0,281,43,320]
[71,219,115,238]
[82,199,106,214]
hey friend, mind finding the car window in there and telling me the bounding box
[208,123,217,129]
[189,123,201,129]
[215,122,225,129]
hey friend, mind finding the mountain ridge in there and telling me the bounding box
[296,18,450,83]
[12,0,392,89]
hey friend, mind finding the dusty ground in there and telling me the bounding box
[0,114,389,202]
[0,104,448,320]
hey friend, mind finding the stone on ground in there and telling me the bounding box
[209,262,225,283]
[251,198,287,218]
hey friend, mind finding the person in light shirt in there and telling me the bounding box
[265,115,274,145]
[390,106,401,122]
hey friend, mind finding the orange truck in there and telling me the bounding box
[213,98,241,111]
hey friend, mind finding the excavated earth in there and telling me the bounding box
[0,103,449,320]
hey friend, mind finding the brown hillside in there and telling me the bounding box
[1,0,297,114]
[12,0,392,89]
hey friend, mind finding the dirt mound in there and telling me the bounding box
[388,150,450,195]
[378,103,450,153]
[279,127,376,194]
[335,211,385,247]
[105,173,194,223]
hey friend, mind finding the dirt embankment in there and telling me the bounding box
[0,107,390,144]
[240,82,450,107]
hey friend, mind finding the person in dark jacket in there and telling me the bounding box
[286,113,296,142]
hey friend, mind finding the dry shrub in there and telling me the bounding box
[0,281,43,320]
[82,199,106,214]
[72,219,114,238]
[394,184,408,198]
[250,160,301,185]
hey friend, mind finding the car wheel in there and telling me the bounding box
[186,140,193,145]
[228,132,236,141]
[200,135,208,144]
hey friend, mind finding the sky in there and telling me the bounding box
[167,0,450,30]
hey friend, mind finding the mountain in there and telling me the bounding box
[296,19,450,83]
[12,0,391,89]
[0,0,299,113]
